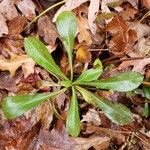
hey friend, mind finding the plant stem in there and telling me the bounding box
[23,0,66,30]
[70,61,73,81]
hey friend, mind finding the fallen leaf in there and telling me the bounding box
[81,108,101,126]
[140,0,150,8]
[0,13,8,37]
[120,3,138,20]
[106,15,128,35]
[0,0,18,20]
[0,70,23,92]
[33,101,53,129]
[15,0,36,20]
[38,15,58,47]
[22,58,35,79]
[35,128,110,150]
[126,0,139,9]
[73,136,110,150]
[88,0,100,34]
[0,51,35,78]
[77,17,92,45]
[107,15,137,54]
[34,128,76,150]
[117,57,150,74]
[109,29,137,54]
[7,16,27,36]
[53,0,88,22]
[53,0,100,35]
[101,0,123,13]
[133,23,150,39]
[86,125,126,145]
[76,45,92,63]
[136,37,150,56]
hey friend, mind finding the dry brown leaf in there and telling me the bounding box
[120,4,138,20]
[73,136,110,150]
[101,0,123,14]
[88,0,100,34]
[106,15,128,35]
[38,15,58,47]
[15,0,36,20]
[81,108,101,126]
[53,0,88,22]
[86,125,126,145]
[0,51,35,78]
[0,0,18,20]
[140,0,150,8]
[133,23,150,40]
[107,15,137,54]
[136,37,150,56]
[35,128,76,150]
[117,57,150,74]
[109,29,137,54]
[0,70,23,92]
[0,13,8,37]
[76,45,92,63]
[35,101,53,129]
[7,16,27,36]
[35,128,110,150]
[77,17,92,45]
[126,0,139,9]
[53,0,100,35]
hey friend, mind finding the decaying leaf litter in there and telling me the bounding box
[0,0,150,149]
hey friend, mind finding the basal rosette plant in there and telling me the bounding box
[2,11,144,137]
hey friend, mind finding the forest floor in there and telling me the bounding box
[0,0,150,150]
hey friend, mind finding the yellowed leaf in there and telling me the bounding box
[0,51,35,78]
[76,46,92,63]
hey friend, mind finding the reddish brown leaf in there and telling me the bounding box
[106,15,128,35]
[38,15,58,47]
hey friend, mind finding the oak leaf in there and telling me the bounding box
[0,51,35,78]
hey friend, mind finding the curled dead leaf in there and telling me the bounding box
[76,45,92,63]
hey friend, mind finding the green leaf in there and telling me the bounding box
[76,86,133,125]
[66,87,80,137]
[56,11,77,80]
[74,59,103,84]
[143,87,150,100]
[24,37,68,80]
[2,88,66,119]
[79,72,143,92]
